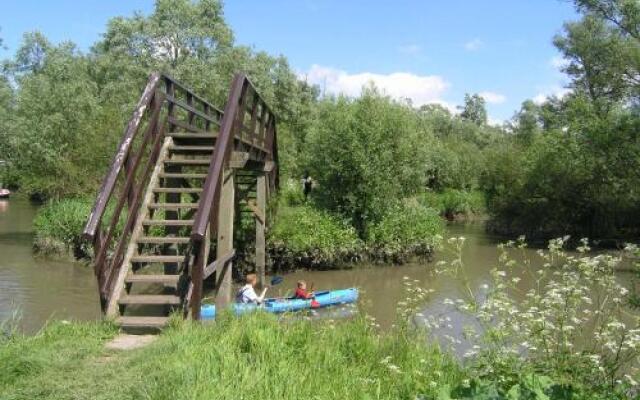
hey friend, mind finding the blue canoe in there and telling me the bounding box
[201,287,358,320]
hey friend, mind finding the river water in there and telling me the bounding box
[0,199,101,333]
[0,198,634,334]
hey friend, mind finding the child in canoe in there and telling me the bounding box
[236,273,268,304]
[294,280,320,308]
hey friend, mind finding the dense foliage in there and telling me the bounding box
[482,0,640,240]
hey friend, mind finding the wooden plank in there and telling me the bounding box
[164,159,211,166]
[159,173,207,179]
[167,117,205,134]
[119,295,181,305]
[166,94,220,125]
[169,145,215,152]
[255,174,267,289]
[142,219,194,226]
[215,169,235,309]
[148,203,199,209]
[167,132,217,139]
[246,200,265,225]
[125,274,180,284]
[229,151,250,169]
[203,249,235,280]
[152,188,203,194]
[116,316,169,328]
[136,236,190,244]
[131,255,184,263]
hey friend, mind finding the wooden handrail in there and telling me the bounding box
[83,72,162,242]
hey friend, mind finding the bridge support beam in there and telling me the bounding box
[215,168,235,309]
[255,173,267,288]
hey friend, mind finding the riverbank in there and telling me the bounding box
[0,313,464,400]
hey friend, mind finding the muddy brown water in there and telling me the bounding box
[0,198,634,336]
[0,199,101,333]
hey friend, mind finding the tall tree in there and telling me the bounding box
[459,93,487,126]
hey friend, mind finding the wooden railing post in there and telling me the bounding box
[190,241,205,320]
[255,172,267,289]
[215,168,235,309]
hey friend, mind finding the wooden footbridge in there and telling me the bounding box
[83,72,278,329]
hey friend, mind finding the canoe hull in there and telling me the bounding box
[201,288,358,320]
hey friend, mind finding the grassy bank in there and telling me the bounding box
[0,314,464,400]
[418,189,485,221]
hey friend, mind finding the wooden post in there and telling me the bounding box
[255,173,267,289]
[215,168,235,309]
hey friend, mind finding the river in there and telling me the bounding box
[0,198,634,334]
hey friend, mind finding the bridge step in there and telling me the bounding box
[116,316,169,328]
[136,236,190,244]
[148,203,199,209]
[167,132,217,139]
[142,219,194,226]
[164,159,211,166]
[159,173,207,179]
[119,295,181,305]
[153,188,203,194]
[169,145,215,152]
[131,255,184,263]
[125,274,181,284]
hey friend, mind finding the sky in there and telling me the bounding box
[0,0,580,123]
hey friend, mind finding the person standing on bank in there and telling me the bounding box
[302,171,313,201]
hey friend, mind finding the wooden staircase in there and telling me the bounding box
[83,73,278,330]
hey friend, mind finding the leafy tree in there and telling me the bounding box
[458,93,487,126]
[304,87,425,236]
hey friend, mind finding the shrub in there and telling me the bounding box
[367,201,443,263]
[33,197,122,258]
[268,204,363,270]
[419,189,485,219]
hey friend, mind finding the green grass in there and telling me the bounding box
[0,314,463,400]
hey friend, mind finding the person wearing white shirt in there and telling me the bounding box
[236,273,267,304]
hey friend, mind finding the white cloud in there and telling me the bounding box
[303,64,451,107]
[479,91,507,104]
[532,86,571,105]
[397,44,422,56]
[549,55,569,70]
[464,38,484,51]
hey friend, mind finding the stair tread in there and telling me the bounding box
[131,255,185,263]
[170,145,215,151]
[142,219,194,226]
[116,316,170,328]
[167,132,217,138]
[159,173,207,179]
[148,203,199,208]
[153,188,203,193]
[137,236,190,244]
[119,294,181,305]
[164,159,211,165]
[125,274,181,283]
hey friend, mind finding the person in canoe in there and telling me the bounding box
[236,273,268,304]
[294,280,320,308]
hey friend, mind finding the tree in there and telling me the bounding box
[511,100,541,143]
[459,93,487,126]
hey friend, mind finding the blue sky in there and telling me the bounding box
[0,0,579,122]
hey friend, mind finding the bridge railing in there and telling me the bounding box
[82,72,223,309]
[186,73,278,319]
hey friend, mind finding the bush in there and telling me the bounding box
[33,197,122,258]
[419,189,485,219]
[367,201,443,263]
[268,204,363,270]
